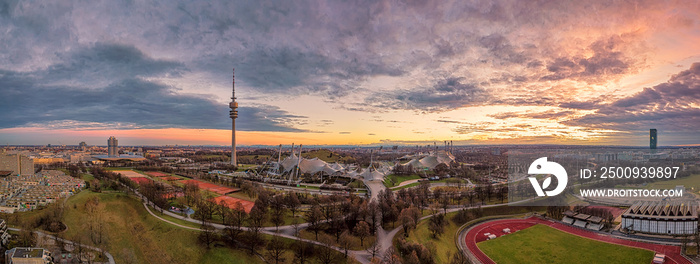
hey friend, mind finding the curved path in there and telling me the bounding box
[461,217,691,264]
[141,201,368,262]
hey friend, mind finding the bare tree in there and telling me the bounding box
[428,213,446,238]
[316,234,338,264]
[305,204,323,240]
[292,240,310,264]
[198,220,217,249]
[224,202,246,244]
[354,221,370,247]
[366,242,381,260]
[218,200,230,225]
[292,219,301,237]
[270,208,285,232]
[247,205,266,254]
[265,236,286,264]
[338,231,354,258]
[367,200,380,235]
[286,192,301,217]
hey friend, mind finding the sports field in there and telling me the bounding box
[116,170,148,178]
[211,196,254,213]
[478,224,654,264]
[178,179,239,195]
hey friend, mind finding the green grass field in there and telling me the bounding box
[383,174,421,188]
[478,224,654,264]
[399,210,463,263]
[62,191,263,264]
[645,173,700,194]
[300,149,355,163]
[391,182,420,190]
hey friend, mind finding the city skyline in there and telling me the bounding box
[1,1,700,146]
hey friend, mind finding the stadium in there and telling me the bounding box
[621,201,698,235]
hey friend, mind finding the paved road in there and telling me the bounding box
[8,227,115,264]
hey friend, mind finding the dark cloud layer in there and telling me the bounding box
[0,43,307,132]
[564,63,700,132]
[541,35,642,83]
[371,77,489,112]
[0,0,698,144]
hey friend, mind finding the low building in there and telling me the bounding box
[5,247,53,264]
[561,211,605,231]
[621,201,698,235]
[0,219,9,246]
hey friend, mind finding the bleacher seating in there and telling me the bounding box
[562,216,574,224]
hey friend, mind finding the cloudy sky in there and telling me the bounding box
[1,0,699,146]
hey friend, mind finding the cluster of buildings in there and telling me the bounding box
[1,136,150,166]
[0,170,84,213]
[2,218,55,263]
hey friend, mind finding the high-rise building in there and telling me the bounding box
[229,69,238,167]
[0,154,33,176]
[108,136,119,157]
[650,129,657,149]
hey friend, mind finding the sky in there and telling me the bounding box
[1,0,699,147]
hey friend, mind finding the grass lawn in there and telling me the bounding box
[146,205,202,229]
[80,173,95,182]
[300,149,354,163]
[299,185,320,190]
[400,211,462,263]
[391,182,420,190]
[478,224,654,264]
[645,173,700,195]
[226,192,255,201]
[62,191,263,264]
[383,174,421,188]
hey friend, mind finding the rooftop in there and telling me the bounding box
[624,201,698,218]
[10,247,45,258]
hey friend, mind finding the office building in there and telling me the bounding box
[0,154,34,176]
[108,136,118,157]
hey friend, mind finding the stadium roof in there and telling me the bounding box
[624,201,698,218]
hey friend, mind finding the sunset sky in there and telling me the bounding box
[1,1,700,146]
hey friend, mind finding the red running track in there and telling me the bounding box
[465,217,691,264]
